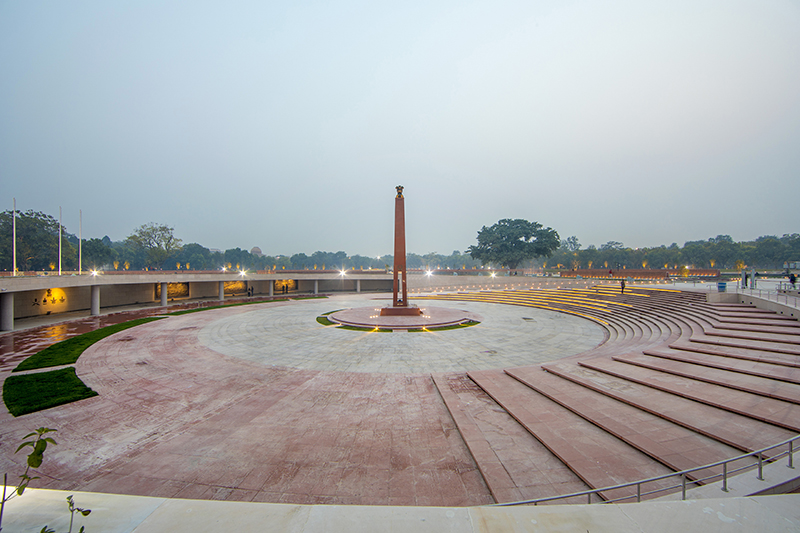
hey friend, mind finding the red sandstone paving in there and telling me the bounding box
[543,361,796,453]
[0,308,492,506]
[467,369,677,502]
[580,357,800,432]
[655,343,800,371]
[618,352,800,399]
[690,335,800,356]
[506,366,754,482]
[432,373,590,504]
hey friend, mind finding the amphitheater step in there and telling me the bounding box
[645,346,800,382]
[667,341,800,368]
[690,335,800,356]
[612,352,800,403]
[709,323,800,337]
[467,369,676,502]
[432,373,590,504]
[702,328,800,346]
[541,361,795,453]
[577,357,800,432]
[715,316,800,326]
[504,366,753,484]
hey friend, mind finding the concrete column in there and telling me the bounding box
[269,282,273,297]
[357,279,361,293]
[219,281,225,301]
[91,285,100,316]
[161,282,168,307]
[314,280,319,295]
[1,292,14,331]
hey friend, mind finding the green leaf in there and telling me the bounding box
[27,451,43,469]
[43,437,58,445]
[15,441,35,453]
[40,526,55,533]
[22,432,37,439]
[80,509,91,516]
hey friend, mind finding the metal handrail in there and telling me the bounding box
[683,281,800,309]
[494,434,799,506]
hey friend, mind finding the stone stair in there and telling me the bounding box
[424,286,800,504]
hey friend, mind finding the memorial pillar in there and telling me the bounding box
[357,279,361,293]
[218,281,225,301]
[161,282,168,307]
[314,280,319,295]
[91,285,100,316]
[0,292,13,331]
[269,282,273,297]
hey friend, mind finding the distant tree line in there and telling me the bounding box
[0,211,481,272]
[545,234,800,271]
[1,210,797,273]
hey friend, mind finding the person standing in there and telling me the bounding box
[621,279,626,294]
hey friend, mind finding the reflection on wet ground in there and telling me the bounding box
[0,297,279,372]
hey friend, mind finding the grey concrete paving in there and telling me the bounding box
[3,488,798,532]
[198,295,606,373]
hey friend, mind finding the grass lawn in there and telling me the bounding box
[336,325,393,332]
[13,317,164,372]
[3,367,98,417]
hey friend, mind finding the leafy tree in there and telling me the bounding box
[81,238,117,269]
[0,210,77,271]
[468,219,560,270]
[125,223,182,269]
[561,236,581,252]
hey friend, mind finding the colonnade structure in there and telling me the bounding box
[0,271,393,331]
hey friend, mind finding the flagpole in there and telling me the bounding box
[12,198,16,276]
[79,209,82,274]
[59,206,62,275]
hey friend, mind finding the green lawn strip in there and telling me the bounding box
[407,321,480,332]
[316,316,335,326]
[336,325,393,332]
[13,317,164,372]
[3,367,98,417]
[292,296,328,300]
[169,299,288,316]
[428,321,480,331]
[321,309,343,316]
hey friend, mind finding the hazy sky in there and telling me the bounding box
[2,1,799,256]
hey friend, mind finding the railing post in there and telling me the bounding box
[588,492,592,504]
[790,440,795,469]
[637,483,641,502]
[681,473,686,500]
[758,452,764,481]
[722,462,728,492]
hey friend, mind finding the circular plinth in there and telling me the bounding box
[328,305,482,330]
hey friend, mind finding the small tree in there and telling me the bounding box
[467,219,559,270]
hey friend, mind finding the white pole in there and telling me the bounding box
[12,198,16,276]
[79,209,82,274]
[58,206,62,275]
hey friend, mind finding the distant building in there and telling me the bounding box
[251,247,264,257]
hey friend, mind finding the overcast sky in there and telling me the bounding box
[2,1,798,256]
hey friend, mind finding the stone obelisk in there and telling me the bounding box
[381,185,422,316]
